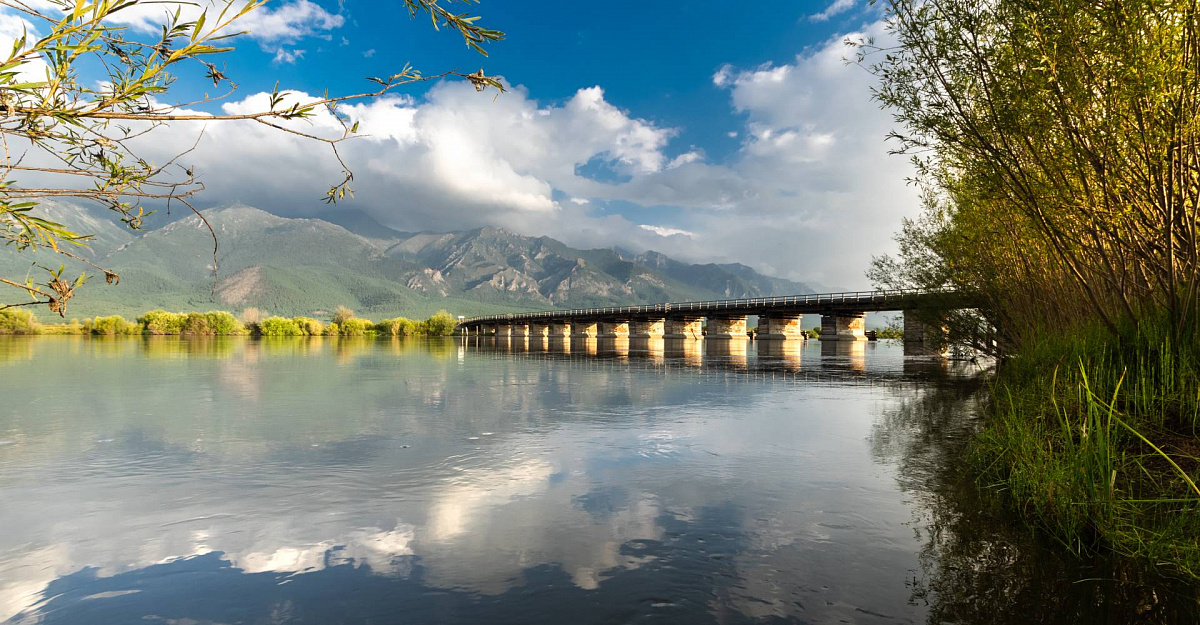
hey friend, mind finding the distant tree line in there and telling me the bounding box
[0,306,458,337]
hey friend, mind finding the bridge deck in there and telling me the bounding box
[459,288,969,326]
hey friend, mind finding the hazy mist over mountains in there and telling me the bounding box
[2,203,815,320]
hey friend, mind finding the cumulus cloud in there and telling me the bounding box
[3,15,917,288]
[85,0,344,43]
[809,0,857,22]
[0,12,47,81]
[9,0,342,66]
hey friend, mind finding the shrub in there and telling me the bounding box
[376,317,415,336]
[337,318,375,336]
[0,309,39,334]
[202,311,245,335]
[91,315,139,335]
[332,305,355,325]
[292,317,325,336]
[257,317,303,336]
[139,310,245,335]
[326,322,339,336]
[140,310,185,334]
[425,310,457,337]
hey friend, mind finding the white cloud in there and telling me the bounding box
[666,150,702,169]
[0,12,47,83]
[363,48,376,58]
[639,225,693,238]
[4,19,917,288]
[95,0,344,43]
[810,0,857,22]
[272,47,305,64]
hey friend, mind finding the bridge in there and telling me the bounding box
[456,288,972,348]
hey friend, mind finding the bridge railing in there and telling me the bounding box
[457,287,964,325]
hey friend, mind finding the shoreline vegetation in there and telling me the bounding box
[972,317,1200,579]
[867,0,1200,586]
[0,307,458,338]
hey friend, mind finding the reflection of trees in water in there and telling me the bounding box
[870,378,1200,623]
[0,337,34,363]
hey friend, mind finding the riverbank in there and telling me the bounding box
[971,314,1200,579]
[0,309,458,337]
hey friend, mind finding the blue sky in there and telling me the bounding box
[2,0,919,288]
[219,1,881,164]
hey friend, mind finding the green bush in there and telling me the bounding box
[0,309,39,334]
[139,310,184,334]
[139,310,244,335]
[376,317,415,336]
[337,318,375,336]
[201,311,245,335]
[292,317,325,336]
[91,315,139,335]
[257,317,303,336]
[425,310,457,337]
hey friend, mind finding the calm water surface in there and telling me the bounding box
[0,336,1194,624]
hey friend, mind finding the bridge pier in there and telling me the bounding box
[664,317,703,340]
[598,320,630,339]
[706,315,748,340]
[630,318,665,338]
[511,323,529,338]
[571,320,598,339]
[903,310,949,355]
[548,322,571,339]
[495,324,512,339]
[530,322,550,339]
[757,314,806,340]
[819,312,866,341]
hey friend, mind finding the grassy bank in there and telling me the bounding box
[0,308,459,337]
[973,314,1200,578]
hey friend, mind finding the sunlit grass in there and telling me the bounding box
[974,313,1200,578]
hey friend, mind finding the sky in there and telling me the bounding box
[1,0,921,289]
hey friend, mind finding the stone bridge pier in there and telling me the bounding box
[757,314,805,340]
[706,316,748,340]
[903,310,949,355]
[630,318,665,338]
[819,312,866,341]
[598,320,630,339]
[571,320,598,339]
[664,317,703,340]
[548,321,571,339]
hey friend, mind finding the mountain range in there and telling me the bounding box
[1,204,814,320]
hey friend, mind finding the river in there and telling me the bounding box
[0,336,1194,623]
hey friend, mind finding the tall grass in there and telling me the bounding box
[974,312,1200,577]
